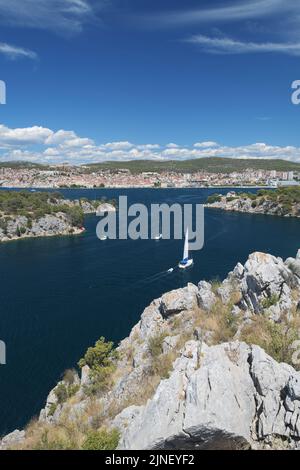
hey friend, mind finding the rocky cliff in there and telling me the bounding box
[206,189,300,218]
[2,250,300,450]
[0,196,115,243]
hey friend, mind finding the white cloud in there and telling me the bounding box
[194,141,219,148]
[151,0,293,27]
[1,123,300,164]
[186,35,300,56]
[45,130,79,145]
[103,141,134,150]
[142,0,300,57]
[0,0,100,34]
[0,42,37,60]
[0,124,52,145]
[166,143,180,148]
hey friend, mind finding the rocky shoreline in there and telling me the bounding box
[2,249,300,450]
[205,189,300,218]
[0,195,115,243]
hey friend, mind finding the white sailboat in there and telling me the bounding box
[178,228,193,269]
[154,215,162,240]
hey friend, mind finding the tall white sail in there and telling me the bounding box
[183,228,189,260]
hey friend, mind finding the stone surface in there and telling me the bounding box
[159,284,198,317]
[222,252,299,316]
[197,281,216,311]
[3,250,300,451]
[115,342,300,450]
[0,430,25,450]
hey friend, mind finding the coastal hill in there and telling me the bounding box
[1,157,300,174]
[81,157,300,174]
[2,250,300,450]
[0,191,115,243]
[206,187,300,218]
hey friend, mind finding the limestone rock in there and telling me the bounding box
[0,430,25,449]
[160,284,198,318]
[115,341,300,450]
[80,365,91,387]
[222,252,299,316]
[197,281,216,311]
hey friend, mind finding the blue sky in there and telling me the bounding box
[0,0,300,164]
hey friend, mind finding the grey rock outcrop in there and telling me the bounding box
[159,284,198,318]
[221,252,299,317]
[197,281,216,311]
[3,250,300,451]
[115,341,300,450]
[0,430,25,450]
[206,192,300,218]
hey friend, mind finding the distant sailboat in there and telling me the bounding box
[154,214,162,240]
[154,234,162,240]
[178,228,193,269]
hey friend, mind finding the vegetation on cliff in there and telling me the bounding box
[207,187,300,217]
[2,157,300,174]
[78,337,119,396]
[0,191,83,227]
[0,190,115,241]
[83,157,300,175]
[3,251,300,450]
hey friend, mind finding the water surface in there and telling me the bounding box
[0,188,299,435]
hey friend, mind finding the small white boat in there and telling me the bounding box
[178,228,193,269]
[154,234,162,240]
[100,235,108,241]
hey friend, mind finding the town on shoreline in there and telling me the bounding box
[1,159,299,189]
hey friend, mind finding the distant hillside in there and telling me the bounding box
[83,157,300,174]
[0,161,48,170]
[1,158,300,174]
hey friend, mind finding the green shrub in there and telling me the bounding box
[78,337,118,395]
[148,333,168,358]
[82,429,120,451]
[261,294,279,309]
[48,403,58,417]
[64,206,84,227]
[55,383,69,404]
[240,316,300,366]
[33,429,76,450]
[54,382,79,405]
[207,194,222,204]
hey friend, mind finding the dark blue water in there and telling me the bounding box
[1,188,300,435]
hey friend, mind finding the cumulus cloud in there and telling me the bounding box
[194,141,219,148]
[0,42,37,60]
[103,141,134,150]
[166,143,180,149]
[0,124,52,146]
[1,123,300,164]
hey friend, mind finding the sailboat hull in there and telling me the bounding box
[178,259,194,269]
